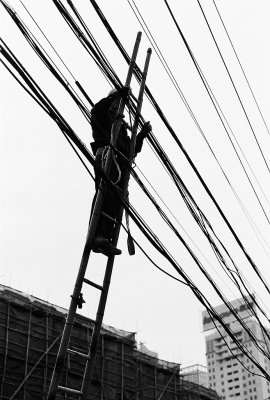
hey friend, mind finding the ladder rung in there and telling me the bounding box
[67,348,89,360]
[83,277,103,291]
[58,386,83,396]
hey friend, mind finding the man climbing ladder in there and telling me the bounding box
[90,87,152,256]
[47,33,151,400]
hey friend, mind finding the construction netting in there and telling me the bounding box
[0,285,182,399]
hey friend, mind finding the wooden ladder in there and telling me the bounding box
[47,32,151,400]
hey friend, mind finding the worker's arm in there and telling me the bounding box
[135,121,152,155]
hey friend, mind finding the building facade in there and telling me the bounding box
[0,284,220,400]
[203,298,270,400]
[181,364,208,387]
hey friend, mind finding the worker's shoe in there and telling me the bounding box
[92,237,122,256]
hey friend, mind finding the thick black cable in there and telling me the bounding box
[51,0,121,89]
[163,0,270,223]
[125,188,270,372]
[20,0,94,109]
[129,163,270,349]
[88,0,270,296]
[3,0,270,354]
[0,57,49,115]
[145,134,270,337]
[20,0,75,80]
[0,35,188,294]
[83,6,270,322]
[127,0,270,246]
[111,136,270,351]
[66,0,116,88]
[2,40,270,374]
[210,315,269,380]
[0,0,93,124]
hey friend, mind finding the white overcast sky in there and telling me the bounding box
[1,0,270,367]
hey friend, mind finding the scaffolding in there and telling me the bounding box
[180,365,221,400]
[181,365,208,388]
[0,285,182,399]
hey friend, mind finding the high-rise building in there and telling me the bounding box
[181,364,208,387]
[202,297,270,400]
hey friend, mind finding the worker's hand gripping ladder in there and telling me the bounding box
[47,32,151,400]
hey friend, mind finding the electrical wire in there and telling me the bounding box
[6,0,270,318]
[87,0,270,296]
[197,0,270,204]
[126,0,270,224]
[212,0,270,138]
[162,0,270,223]
[2,33,270,377]
[51,0,122,90]
[1,2,270,376]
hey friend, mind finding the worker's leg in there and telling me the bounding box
[91,150,121,256]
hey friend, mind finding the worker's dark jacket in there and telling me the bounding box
[90,94,147,240]
[90,94,145,158]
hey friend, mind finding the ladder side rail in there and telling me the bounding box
[47,157,107,399]
[47,32,142,400]
[128,48,152,163]
[81,46,151,400]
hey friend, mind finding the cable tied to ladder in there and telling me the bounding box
[125,190,135,255]
[111,151,122,185]
[96,145,121,186]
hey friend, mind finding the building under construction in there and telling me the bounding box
[0,285,221,399]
